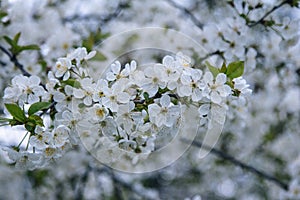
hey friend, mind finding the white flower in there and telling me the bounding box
[233,77,252,96]
[116,101,136,133]
[162,56,181,90]
[45,71,59,95]
[178,69,203,101]
[3,86,21,103]
[51,125,70,147]
[53,85,74,111]
[4,75,45,105]
[142,65,166,97]
[92,79,109,103]
[175,52,192,68]
[54,57,73,81]
[106,61,129,81]
[55,110,87,144]
[148,95,181,127]
[29,126,52,150]
[89,103,109,122]
[67,47,96,65]
[3,148,42,170]
[73,78,95,106]
[123,60,137,78]
[203,72,231,104]
[102,79,131,112]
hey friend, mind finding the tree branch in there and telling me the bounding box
[62,1,129,26]
[181,138,289,190]
[166,0,203,29]
[249,0,289,27]
[0,45,31,77]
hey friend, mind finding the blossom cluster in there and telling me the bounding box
[1,0,299,198]
[2,48,251,169]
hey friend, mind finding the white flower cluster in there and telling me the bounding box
[2,48,251,169]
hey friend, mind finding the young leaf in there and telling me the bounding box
[0,117,11,122]
[62,79,81,88]
[19,44,40,51]
[226,61,244,79]
[5,103,26,123]
[3,36,15,47]
[220,61,227,73]
[28,115,44,127]
[0,11,7,20]
[13,32,21,44]
[205,61,219,77]
[28,102,52,116]
[91,51,107,61]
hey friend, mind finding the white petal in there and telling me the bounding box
[211,91,222,104]
[65,85,73,95]
[162,55,174,67]
[180,74,191,85]
[84,96,92,106]
[117,92,130,103]
[192,89,202,101]
[63,71,70,81]
[53,92,65,102]
[111,61,121,74]
[216,73,227,85]
[85,50,96,60]
[160,95,170,107]
[204,72,213,84]
[106,72,116,81]
[73,89,85,98]
[178,85,192,97]
[29,76,41,86]
[198,104,210,116]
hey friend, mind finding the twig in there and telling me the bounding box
[0,45,46,89]
[62,1,129,26]
[166,0,203,29]
[249,0,289,27]
[181,138,289,190]
[0,45,31,76]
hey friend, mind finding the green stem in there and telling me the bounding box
[17,131,29,148]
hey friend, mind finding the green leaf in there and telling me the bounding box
[91,52,107,61]
[143,92,149,100]
[3,36,15,47]
[0,117,11,122]
[5,103,27,123]
[220,62,227,73]
[9,119,23,126]
[0,11,7,20]
[82,30,110,51]
[28,102,52,116]
[19,44,40,51]
[226,61,244,79]
[205,61,219,77]
[28,115,44,127]
[13,32,21,44]
[62,79,81,88]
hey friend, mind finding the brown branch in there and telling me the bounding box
[0,45,31,77]
[181,138,289,190]
[166,0,203,29]
[249,0,289,27]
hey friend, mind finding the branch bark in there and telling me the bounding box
[181,138,289,190]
